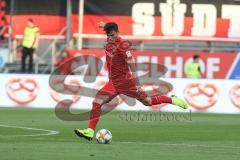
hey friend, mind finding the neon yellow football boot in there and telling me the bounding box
[171,96,188,109]
[74,128,94,141]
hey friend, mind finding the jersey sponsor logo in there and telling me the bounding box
[126,51,132,58]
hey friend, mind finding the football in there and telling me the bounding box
[96,129,112,144]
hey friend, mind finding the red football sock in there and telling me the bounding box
[151,95,172,105]
[88,102,102,130]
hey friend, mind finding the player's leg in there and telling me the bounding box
[74,94,115,140]
[120,85,187,109]
[74,81,117,140]
[88,92,117,131]
[139,95,188,109]
[28,48,34,73]
[21,47,28,73]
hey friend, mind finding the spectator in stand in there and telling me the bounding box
[185,55,203,78]
[0,17,8,45]
[21,19,40,73]
[55,52,70,75]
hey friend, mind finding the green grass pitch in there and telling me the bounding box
[0,108,240,160]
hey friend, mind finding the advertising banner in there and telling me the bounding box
[3,0,240,41]
[80,0,240,40]
[0,74,239,114]
[66,49,239,79]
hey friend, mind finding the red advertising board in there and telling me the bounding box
[66,49,238,79]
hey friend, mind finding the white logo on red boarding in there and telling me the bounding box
[184,83,219,110]
[229,84,240,109]
[50,79,81,105]
[6,78,39,105]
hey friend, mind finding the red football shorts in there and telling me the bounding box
[97,80,147,101]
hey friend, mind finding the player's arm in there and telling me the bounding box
[32,29,40,49]
[126,51,140,86]
[198,66,203,78]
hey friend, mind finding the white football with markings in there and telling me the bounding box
[96,129,112,144]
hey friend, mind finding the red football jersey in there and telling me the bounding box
[99,37,147,100]
[104,37,133,86]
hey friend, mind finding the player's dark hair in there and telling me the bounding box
[193,55,200,60]
[28,18,33,23]
[104,22,119,34]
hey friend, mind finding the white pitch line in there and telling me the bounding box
[117,141,240,150]
[0,124,59,137]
